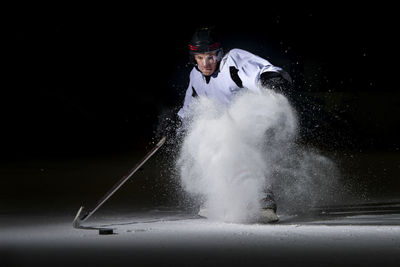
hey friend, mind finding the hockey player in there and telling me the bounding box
[178,27,292,223]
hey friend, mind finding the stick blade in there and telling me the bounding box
[72,206,84,229]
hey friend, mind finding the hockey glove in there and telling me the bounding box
[260,71,292,94]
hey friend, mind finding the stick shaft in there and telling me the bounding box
[80,136,166,223]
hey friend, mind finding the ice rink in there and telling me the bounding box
[1,148,399,267]
[2,203,400,267]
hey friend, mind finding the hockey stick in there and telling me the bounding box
[73,136,167,229]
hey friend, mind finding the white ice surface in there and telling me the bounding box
[2,211,400,266]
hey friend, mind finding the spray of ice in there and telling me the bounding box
[176,89,340,223]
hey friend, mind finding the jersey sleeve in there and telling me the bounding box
[177,70,196,119]
[229,49,285,91]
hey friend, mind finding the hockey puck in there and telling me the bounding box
[99,228,114,235]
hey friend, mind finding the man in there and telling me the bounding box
[178,27,292,223]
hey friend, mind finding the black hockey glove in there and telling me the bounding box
[260,71,292,94]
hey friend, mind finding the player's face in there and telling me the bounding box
[194,52,218,76]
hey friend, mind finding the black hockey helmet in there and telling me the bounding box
[188,27,223,57]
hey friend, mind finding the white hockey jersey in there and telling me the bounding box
[177,48,286,119]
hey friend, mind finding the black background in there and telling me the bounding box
[5,4,398,159]
[2,4,399,207]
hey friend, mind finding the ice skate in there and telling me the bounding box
[259,192,279,223]
[198,207,208,218]
[259,208,279,223]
